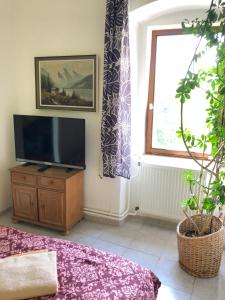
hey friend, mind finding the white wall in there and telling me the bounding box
[0,0,126,217]
[0,0,18,212]
[130,0,156,11]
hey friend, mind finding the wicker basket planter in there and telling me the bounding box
[177,215,225,278]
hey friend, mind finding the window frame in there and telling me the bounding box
[145,28,208,159]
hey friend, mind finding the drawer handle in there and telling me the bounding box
[49,180,54,184]
[23,176,26,180]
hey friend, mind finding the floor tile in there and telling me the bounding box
[123,217,144,230]
[98,226,135,247]
[192,276,225,300]
[129,234,169,256]
[0,213,11,226]
[154,257,195,294]
[122,248,159,271]
[190,296,204,300]
[68,232,97,246]
[107,222,139,236]
[139,223,173,241]
[218,253,225,278]
[157,285,191,300]
[92,239,127,256]
[128,223,174,257]
[162,233,178,261]
[71,219,106,238]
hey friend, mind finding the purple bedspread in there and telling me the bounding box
[0,226,161,300]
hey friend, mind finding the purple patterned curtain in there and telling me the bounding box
[101,0,131,179]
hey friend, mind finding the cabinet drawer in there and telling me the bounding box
[38,176,65,191]
[12,172,36,186]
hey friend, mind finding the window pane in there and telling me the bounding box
[152,34,215,153]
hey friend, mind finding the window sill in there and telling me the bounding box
[141,154,202,171]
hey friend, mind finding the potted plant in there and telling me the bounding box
[176,0,225,278]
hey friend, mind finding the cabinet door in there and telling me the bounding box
[38,189,64,227]
[12,184,38,221]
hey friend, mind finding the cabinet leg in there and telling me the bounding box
[62,230,69,236]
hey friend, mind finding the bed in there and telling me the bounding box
[0,225,161,300]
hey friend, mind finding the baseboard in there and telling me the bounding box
[83,207,130,222]
[84,210,126,226]
[140,214,178,230]
[83,208,179,230]
[139,209,181,224]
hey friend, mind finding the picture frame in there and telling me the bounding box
[35,55,97,112]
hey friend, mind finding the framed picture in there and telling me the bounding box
[35,55,97,112]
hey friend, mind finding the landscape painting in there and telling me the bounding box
[35,55,97,111]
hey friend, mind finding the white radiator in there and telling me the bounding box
[130,162,202,222]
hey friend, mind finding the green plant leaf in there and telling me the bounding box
[183,170,193,181]
[202,197,216,213]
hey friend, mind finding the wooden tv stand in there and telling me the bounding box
[9,164,84,234]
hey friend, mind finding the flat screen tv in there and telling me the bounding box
[14,115,85,170]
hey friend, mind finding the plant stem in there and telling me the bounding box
[199,214,213,235]
[183,210,200,235]
[205,141,225,169]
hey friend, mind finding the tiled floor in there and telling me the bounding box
[1,210,225,300]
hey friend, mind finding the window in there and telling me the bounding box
[146,29,215,158]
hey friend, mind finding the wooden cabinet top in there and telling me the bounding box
[9,164,83,179]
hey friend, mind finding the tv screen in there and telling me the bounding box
[14,115,85,169]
